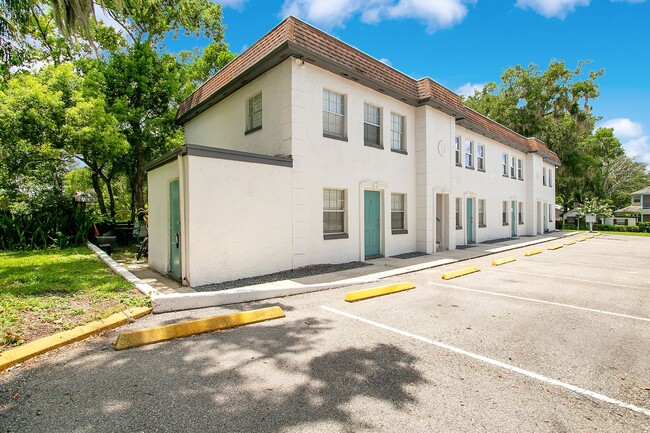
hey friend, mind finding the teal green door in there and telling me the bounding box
[511,201,517,237]
[466,198,474,243]
[169,179,181,279]
[364,191,380,257]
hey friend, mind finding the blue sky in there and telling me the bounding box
[168,0,650,165]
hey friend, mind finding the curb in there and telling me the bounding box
[0,307,151,373]
[87,242,160,297]
[492,256,516,266]
[344,282,415,302]
[442,266,480,280]
[524,249,543,256]
[114,306,285,350]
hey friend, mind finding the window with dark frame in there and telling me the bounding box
[478,199,486,227]
[477,144,485,171]
[390,113,406,152]
[323,90,345,138]
[518,202,524,224]
[464,139,474,168]
[323,188,345,235]
[502,201,508,225]
[517,158,523,180]
[391,193,406,232]
[455,136,462,166]
[455,197,462,229]
[246,93,262,132]
[502,153,508,176]
[543,167,547,186]
[364,103,381,147]
[510,156,516,178]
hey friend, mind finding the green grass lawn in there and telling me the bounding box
[567,229,650,237]
[0,246,149,350]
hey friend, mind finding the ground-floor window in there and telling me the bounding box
[548,204,553,223]
[455,198,462,229]
[391,193,406,233]
[323,188,346,237]
[478,199,486,227]
[502,201,508,225]
[518,202,524,224]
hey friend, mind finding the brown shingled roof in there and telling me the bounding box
[177,16,560,166]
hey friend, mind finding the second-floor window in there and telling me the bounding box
[543,167,547,186]
[246,93,262,133]
[517,158,523,180]
[455,136,462,166]
[549,169,553,187]
[477,144,485,171]
[323,90,345,138]
[502,153,508,177]
[510,156,516,178]
[390,113,406,152]
[364,103,381,147]
[465,140,474,168]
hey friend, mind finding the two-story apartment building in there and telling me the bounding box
[146,16,560,287]
[611,186,650,224]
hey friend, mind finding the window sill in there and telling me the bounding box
[502,174,509,178]
[478,224,487,228]
[456,226,463,230]
[510,176,517,180]
[391,148,408,155]
[478,169,485,173]
[518,178,524,181]
[391,229,408,235]
[456,163,463,167]
[324,233,349,240]
[465,166,475,170]
[244,126,262,135]
[502,223,509,226]
[518,222,524,225]
[323,133,348,142]
[364,142,384,150]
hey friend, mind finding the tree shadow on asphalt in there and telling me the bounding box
[0,314,426,433]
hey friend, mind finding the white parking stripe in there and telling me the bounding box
[427,282,650,322]
[320,305,650,418]
[483,267,645,290]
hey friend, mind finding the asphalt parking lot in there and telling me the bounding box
[1,233,649,432]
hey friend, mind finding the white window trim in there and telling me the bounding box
[363,102,382,148]
[391,193,407,234]
[323,89,346,139]
[245,92,262,133]
[390,112,406,153]
[455,136,462,166]
[477,144,485,172]
[464,140,474,169]
[323,188,347,239]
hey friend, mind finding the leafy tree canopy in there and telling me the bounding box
[464,60,649,209]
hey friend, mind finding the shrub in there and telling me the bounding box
[0,198,93,251]
[563,223,577,230]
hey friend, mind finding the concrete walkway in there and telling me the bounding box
[143,231,575,296]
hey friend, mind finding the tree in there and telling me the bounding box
[464,60,609,204]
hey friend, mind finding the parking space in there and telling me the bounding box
[1,234,649,432]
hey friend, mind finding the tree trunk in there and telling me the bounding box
[99,171,116,218]
[132,138,146,217]
[91,172,108,216]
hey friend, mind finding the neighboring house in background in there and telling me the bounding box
[609,186,650,225]
[146,17,560,286]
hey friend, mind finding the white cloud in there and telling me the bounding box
[622,136,650,164]
[601,118,643,139]
[280,0,471,32]
[514,0,590,18]
[610,0,646,3]
[600,118,650,164]
[378,57,392,66]
[455,82,485,97]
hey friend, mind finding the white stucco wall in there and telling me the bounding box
[184,155,293,286]
[165,56,558,285]
[184,60,292,157]
[147,160,179,276]
[289,61,418,267]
